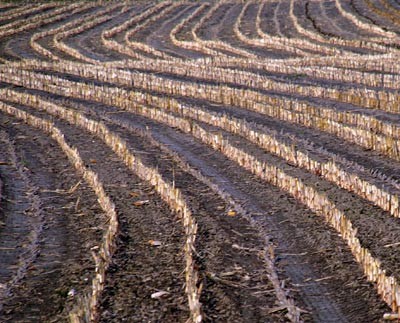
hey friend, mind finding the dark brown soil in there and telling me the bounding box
[10,95,290,322]
[0,114,103,322]
[61,95,393,322]
[1,1,400,322]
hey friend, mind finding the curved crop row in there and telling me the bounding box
[5,67,400,223]
[335,0,398,37]
[0,3,84,40]
[2,72,398,317]
[2,2,400,321]
[289,0,399,55]
[190,0,259,59]
[0,90,203,323]
[12,60,400,162]
[52,4,122,64]
[0,102,119,322]
[29,3,98,61]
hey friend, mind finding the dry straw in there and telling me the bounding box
[30,3,101,61]
[169,3,227,58]
[237,0,331,56]
[334,0,397,38]
[0,3,84,39]
[0,3,56,23]
[122,1,179,60]
[189,0,258,59]
[288,0,399,55]
[0,86,302,322]
[1,67,399,316]
[2,1,400,317]
[0,92,202,323]
[3,64,400,220]
[12,60,400,161]
[53,3,121,65]
[0,102,119,322]
[101,1,183,61]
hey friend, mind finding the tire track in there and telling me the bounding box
[3,93,297,322]
[0,114,104,321]
[2,2,400,321]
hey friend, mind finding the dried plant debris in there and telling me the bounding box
[0,0,399,322]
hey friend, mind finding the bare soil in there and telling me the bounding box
[0,1,400,322]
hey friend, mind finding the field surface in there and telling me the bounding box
[0,0,400,322]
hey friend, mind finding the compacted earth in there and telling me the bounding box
[0,1,400,322]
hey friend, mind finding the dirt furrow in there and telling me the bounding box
[238,2,259,39]
[145,4,207,60]
[350,0,399,33]
[196,2,234,41]
[14,85,400,222]
[6,65,400,221]
[49,117,190,323]
[275,0,303,38]
[64,6,141,62]
[109,2,156,44]
[0,131,42,308]
[2,2,400,321]
[6,6,100,62]
[219,3,286,58]
[54,84,400,297]
[107,124,288,322]
[8,98,294,322]
[303,1,377,55]
[258,1,282,37]
[197,119,400,275]
[203,100,400,183]
[322,0,380,38]
[16,66,395,166]
[35,5,112,62]
[0,113,104,322]
[92,104,392,322]
[20,89,393,322]
[362,0,400,31]
[26,59,400,133]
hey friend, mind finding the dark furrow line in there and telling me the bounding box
[145,4,206,60]
[17,68,400,171]
[16,87,394,322]
[0,113,104,322]
[64,6,136,62]
[7,97,292,322]
[85,100,392,322]
[0,131,42,309]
